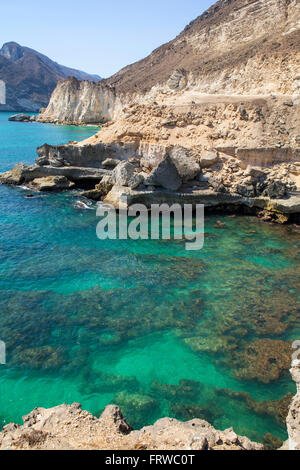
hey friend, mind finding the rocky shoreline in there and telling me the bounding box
[1,141,299,224]
[0,361,298,451]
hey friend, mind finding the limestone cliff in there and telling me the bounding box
[38,0,300,124]
[37,78,119,124]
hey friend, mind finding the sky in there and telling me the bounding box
[0,0,215,78]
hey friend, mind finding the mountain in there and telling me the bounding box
[105,0,299,94]
[0,42,101,111]
[38,0,299,125]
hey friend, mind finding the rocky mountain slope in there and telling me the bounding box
[38,0,300,124]
[105,0,299,96]
[38,0,300,147]
[0,42,101,111]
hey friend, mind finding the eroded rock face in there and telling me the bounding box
[287,360,300,450]
[37,77,119,124]
[36,142,136,168]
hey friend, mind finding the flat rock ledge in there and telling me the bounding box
[0,403,264,451]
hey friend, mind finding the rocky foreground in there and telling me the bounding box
[0,405,264,451]
[0,361,299,451]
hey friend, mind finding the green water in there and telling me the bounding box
[0,112,299,444]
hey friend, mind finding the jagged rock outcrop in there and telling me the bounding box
[0,163,109,187]
[286,359,300,450]
[0,402,264,450]
[0,42,101,112]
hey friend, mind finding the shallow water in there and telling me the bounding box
[0,112,299,444]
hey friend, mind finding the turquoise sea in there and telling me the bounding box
[0,111,299,445]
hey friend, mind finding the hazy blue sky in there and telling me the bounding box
[1,0,215,77]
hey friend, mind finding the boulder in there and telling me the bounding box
[167,68,187,90]
[144,154,182,191]
[8,113,32,122]
[169,146,200,182]
[113,161,144,189]
[31,176,75,191]
[200,151,219,168]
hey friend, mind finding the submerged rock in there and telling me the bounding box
[233,339,292,384]
[112,392,157,429]
[169,402,223,425]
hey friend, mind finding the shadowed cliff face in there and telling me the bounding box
[0,42,102,112]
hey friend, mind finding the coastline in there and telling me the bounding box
[1,361,299,450]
